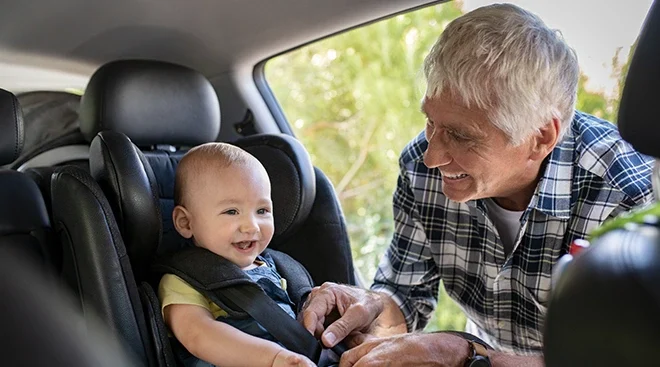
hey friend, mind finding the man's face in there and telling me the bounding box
[421,92,539,205]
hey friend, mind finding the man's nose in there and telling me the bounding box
[423,137,453,168]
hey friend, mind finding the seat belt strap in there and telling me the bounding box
[222,284,322,362]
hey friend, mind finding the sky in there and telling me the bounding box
[461,0,655,96]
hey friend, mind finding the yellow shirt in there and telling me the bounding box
[158,260,289,319]
[159,273,229,318]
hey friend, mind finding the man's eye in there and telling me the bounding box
[448,130,470,142]
[223,209,238,215]
[257,208,270,215]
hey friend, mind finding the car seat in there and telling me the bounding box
[52,59,355,366]
[83,59,355,286]
[0,88,56,270]
[0,246,137,367]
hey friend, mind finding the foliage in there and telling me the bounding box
[265,2,631,332]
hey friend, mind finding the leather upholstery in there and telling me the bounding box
[92,130,355,286]
[0,247,137,367]
[79,60,221,147]
[0,89,53,268]
[235,134,316,243]
[0,171,52,265]
[90,131,162,280]
[275,167,355,285]
[0,171,49,235]
[0,88,24,165]
[544,226,660,366]
[50,166,153,365]
[618,1,660,157]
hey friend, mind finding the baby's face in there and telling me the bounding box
[185,164,274,269]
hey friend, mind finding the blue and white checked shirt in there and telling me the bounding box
[371,111,654,355]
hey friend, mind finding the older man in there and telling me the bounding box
[301,3,654,367]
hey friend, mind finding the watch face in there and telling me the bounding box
[469,356,491,367]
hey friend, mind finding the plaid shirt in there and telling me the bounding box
[371,111,654,355]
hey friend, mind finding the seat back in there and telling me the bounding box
[234,135,355,285]
[0,247,137,367]
[0,88,55,269]
[50,165,155,366]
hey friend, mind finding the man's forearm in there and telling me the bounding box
[490,353,544,367]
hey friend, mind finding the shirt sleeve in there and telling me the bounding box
[158,273,211,314]
[370,158,441,332]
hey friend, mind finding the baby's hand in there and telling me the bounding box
[272,349,316,367]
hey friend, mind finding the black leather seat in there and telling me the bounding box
[50,165,157,366]
[0,88,145,365]
[82,59,355,286]
[544,2,660,366]
[0,247,137,367]
[0,88,55,269]
[78,60,355,364]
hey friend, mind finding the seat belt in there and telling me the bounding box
[222,284,323,362]
[153,247,347,365]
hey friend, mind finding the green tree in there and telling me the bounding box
[576,73,615,122]
[265,3,635,333]
[266,2,467,332]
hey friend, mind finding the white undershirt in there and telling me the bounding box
[484,199,524,257]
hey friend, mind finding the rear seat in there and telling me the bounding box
[0,88,56,270]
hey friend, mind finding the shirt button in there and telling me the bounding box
[498,321,506,328]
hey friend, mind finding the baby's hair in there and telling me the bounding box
[174,143,256,206]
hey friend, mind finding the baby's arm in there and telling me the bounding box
[165,303,315,367]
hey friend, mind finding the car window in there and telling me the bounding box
[263,1,651,331]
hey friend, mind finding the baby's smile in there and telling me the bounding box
[233,240,257,251]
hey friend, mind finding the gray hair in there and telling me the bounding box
[423,3,579,144]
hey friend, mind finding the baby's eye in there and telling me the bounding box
[257,208,270,215]
[223,209,239,215]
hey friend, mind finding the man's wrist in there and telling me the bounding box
[464,340,491,367]
[370,291,407,336]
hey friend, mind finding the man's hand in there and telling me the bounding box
[300,282,398,348]
[272,350,316,367]
[339,333,470,367]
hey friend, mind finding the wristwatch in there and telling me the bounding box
[465,340,491,367]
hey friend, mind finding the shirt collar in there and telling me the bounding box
[528,127,576,219]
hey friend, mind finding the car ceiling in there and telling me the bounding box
[0,0,438,92]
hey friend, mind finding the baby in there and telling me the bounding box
[158,143,315,367]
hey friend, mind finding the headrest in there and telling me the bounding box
[544,226,660,366]
[618,1,660,157]
[234,134,316,247]
[0,88,24,165]
[80,60,220,147]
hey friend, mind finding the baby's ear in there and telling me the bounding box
[172,205,193,238]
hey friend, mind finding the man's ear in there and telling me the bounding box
[530,118,561,161]
[172,205,193,239]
